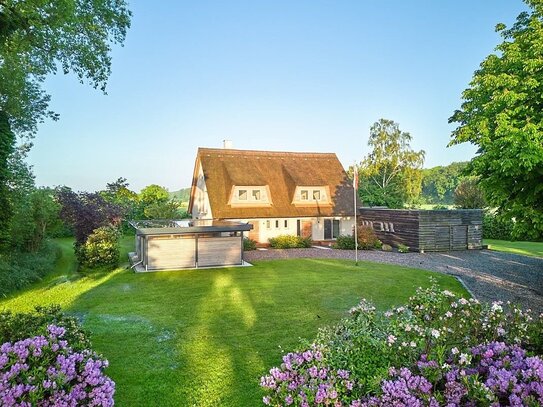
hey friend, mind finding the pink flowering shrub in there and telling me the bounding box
[362,342,543,406]
[261,345,355,406]
[0,324,114,406]
[261,284,543,405]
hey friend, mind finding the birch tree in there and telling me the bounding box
[358,119,425,208]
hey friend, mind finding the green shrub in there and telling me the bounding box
[276,284,543,400]
[0,241,60,297]
[357,226,381,249]
[0,305,91,351]
[243,237,257,251]
[332,234,356,250]
[483,212,514,240]
[397,243,409,253]
[269,235,312,249]
[77,225,121,270]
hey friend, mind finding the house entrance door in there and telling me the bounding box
[324,219,340,240]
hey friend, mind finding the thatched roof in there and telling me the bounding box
[189,148,358,219]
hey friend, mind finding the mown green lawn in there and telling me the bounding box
[484,239,543,258]
[0,237,468,406]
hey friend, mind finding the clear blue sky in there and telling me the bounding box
[28,0,527,192]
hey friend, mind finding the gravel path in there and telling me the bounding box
[245,248,543,314]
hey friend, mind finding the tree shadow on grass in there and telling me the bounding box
[62,258,467,407]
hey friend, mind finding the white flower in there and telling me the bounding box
[459,298,468,305]
[387,335,396,345]
[491,302,503,313]
[451,347,459,355]
[430,329,440,338]
[410,341,416,348]
[445,311,453,318]
[459,353,469,365]
[442,290,455,297]
[404,324,412,332]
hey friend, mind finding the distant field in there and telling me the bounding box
[169,187,190,202]
[484,239,543,258]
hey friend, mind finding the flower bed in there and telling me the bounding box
[261,283,543,406]
[0,307,115,406]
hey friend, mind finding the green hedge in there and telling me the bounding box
[483,212,514,240]
[269,235,312,249]
[0,241,60,298]
[332,235,356,250]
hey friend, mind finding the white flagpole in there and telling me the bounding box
[353,164,358,266]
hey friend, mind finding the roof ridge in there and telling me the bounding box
[197,147,337,158]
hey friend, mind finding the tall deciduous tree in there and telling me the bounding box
[357,119,425,208]
[0,0,131,135]
[56,188,124,246]
[0,0,131,245]
[449,0,543,239]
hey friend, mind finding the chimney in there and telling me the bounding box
[223,140,233,149]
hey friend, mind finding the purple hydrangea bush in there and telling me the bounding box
[261,345,355,406]
[0,324,114,406]
[260,284,543,406]
[361,342,543,406]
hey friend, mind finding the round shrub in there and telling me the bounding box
[0,324,114,406]
[333,235,356,250]
[243,238,257,251]
[357,226,381,250]
[77,225,121,270]
[269,235,312,249]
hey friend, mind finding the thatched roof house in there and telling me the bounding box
[188,147,359,244]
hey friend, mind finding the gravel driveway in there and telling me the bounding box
[244,248,543,314]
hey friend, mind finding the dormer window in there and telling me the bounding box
[229,186,272,207]
[293,186,331,206]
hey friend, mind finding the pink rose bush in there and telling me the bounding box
[261,283,543,406]
[0,324,114,406]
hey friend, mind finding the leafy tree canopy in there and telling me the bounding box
[449,0,543,239]
[0,0,131,135]
[143,200,183,220]
[139,184,170,206]
[357,119,425,208]
[421,162,469,205]
[454,178,487,209]
[56,188,124,246]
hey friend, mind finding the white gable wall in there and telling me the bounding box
[191,162,213,220]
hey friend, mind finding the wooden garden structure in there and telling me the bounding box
[358,208,483,252]
[129,219,252,271]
